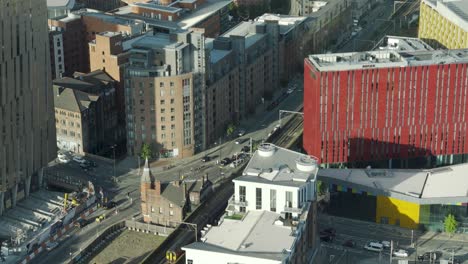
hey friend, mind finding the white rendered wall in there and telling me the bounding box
[184,248,282,264]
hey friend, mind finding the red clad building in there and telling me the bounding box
[304,49,468,166]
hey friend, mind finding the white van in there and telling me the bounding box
[364,242,383,252]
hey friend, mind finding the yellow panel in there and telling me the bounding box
[375,196,420,229]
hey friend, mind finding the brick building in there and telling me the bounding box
[140,159,212,226]
[54,70,122,154]
[304,48,468,168]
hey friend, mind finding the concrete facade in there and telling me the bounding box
[0,0,57,214]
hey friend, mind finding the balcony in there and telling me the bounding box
[228,196,248,207]
[282,206,302,214]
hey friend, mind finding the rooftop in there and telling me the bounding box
[47,0,75,8]
[256,13,307,35]
[318,163,468,204]
[82,11,143,26]
[423,0,468,31]
[131,33,184,49]
[183,210,296,261]
[177,0,232,29]
[375,36,434,52]
[132,2,182,13]
[308,49,468,72]
[237,144,318,188]
[222,21,267,49]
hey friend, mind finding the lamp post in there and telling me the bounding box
[111,144,117,180]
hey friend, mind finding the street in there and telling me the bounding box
[318,214,468,264]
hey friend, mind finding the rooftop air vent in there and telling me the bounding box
[257,143,276,157]
[295,155,317,172]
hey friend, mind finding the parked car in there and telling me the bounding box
[72,156,86,164]
[58,156,70,164]
[381,240,391,249]
[220,158,232,166]
[230,159,243,168]
[46,242,59,251]
[319,233,333,242]
[237,129,246,137]
[323,228,336,237]
[342,240,356,248]
[393,249,408,258]
[241,146,250,153]
[201,156,211,162]
[364,242,383,252]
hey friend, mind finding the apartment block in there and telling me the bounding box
[290,0,352,54]
[183,144,319,264]
[418,0,468,49]
[304,48,468,168]
[0,0,56,214]
[125,31,205,158]
[53,70,122,154]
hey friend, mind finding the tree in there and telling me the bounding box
[226,123,236,137]
[140,143,152,160]
[317,180,327,196]
[444,213,458,236]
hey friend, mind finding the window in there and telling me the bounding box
[256,188,262,210]
[160,82,164,87]
[161,133,166,139]
[169,210,174,216]
[160,99,165,105]
[172,141,176,147]
[160,89,165,97]
[161,108,165,114]
[239,186,246,202]
[151,207,155,212]
[187,260,193,264]
[170,82,174,87]
[170,89,175,96]
[169,203,173,208]
[270,189,276,212]
[171,108,175,113]
[190,195,195,202]
[170,98,175,104]
[161,117,166,122]
[159,207,163,213]
[161,125,166,131]
[171,124,175,130]
[285,191,293,208]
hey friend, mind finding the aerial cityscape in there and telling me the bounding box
[0,0,467,263]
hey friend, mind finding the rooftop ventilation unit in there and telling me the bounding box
[257,143,276,157]
[295,155,317,172]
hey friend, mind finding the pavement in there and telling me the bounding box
[318,214,468,264]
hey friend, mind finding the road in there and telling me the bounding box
[318,214,468,264]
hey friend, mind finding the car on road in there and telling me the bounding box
[72,156,86,164]
[342,240,356,248]
[74,218,91,228]
[235,138,247,145]
[393,249,408,258]
[220,158,232,166]
[201,156,211,162]
[418,252,442,261]
[364,242,383,252]
[322,228,336,236]
[46,242,59,251]
[58,156,70,163]
[287,88,294,94]
[104,201,117,209]
[230,159,243,168]
[241,146,250,153]
[237,129,246,137]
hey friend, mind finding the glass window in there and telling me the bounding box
[270,189,276,212]
[239,186,246,202]
[286,191,293,208]
[256,188,262,210]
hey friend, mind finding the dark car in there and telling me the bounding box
[74,218,91,228]
[419,252,442,261]
[322,228,336,236]
[104,201,117,209]
[220,158,232,166]
[241,146,250,153]
[343,240,356,248]
[320,234,334,242]
[201,156,211,162]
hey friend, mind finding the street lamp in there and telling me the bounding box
[111,144,117,180]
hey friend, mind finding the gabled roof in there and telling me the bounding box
[53,85,99,112]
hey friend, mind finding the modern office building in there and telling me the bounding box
[183,144,319,264]
[0,0,56,214]
[418,0,468,49]
[53,70,122,154]
[318,164,468,231]
[304,48,468,168]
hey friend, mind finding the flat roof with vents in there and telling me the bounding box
[318,163,468,204]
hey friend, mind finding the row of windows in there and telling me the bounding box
[59,129,80,138]
[55,119,81,128]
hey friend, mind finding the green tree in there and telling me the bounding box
[444,213,458,236]
[226,123,236,137]
[140,143,152,160]
[317,180,327,195]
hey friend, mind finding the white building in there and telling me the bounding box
[182,144,320,264]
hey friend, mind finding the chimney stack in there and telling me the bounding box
[155,180,161,195]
